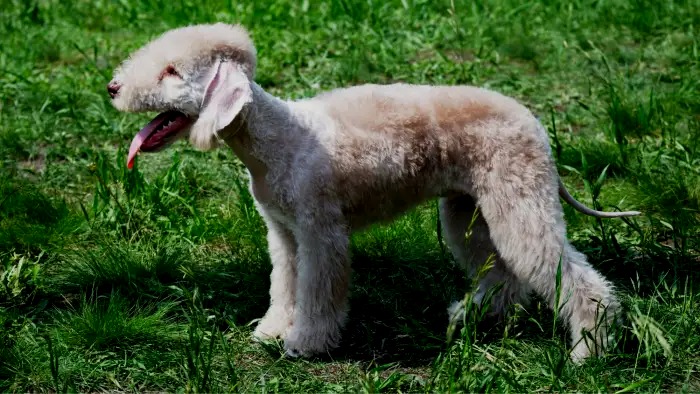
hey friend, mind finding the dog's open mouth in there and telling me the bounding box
[127,110,193,169]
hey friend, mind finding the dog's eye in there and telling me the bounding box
[160,65,181,80]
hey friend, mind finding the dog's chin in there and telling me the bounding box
[109,97,129,112]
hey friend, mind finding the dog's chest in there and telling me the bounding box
[248,177,297,228]
[250,175,272,204]
[257,200,296,229]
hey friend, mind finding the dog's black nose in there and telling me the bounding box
[107,81,122,98]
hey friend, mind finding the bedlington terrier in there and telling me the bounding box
[107,23,639,362]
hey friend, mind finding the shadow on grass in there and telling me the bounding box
[328,239,547,366]
[337,252,460,365]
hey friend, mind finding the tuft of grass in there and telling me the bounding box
[55,292,182,352]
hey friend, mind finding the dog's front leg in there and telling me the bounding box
[253,215,298,341]
[284,218,351,357]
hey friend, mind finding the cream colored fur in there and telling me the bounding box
[109,23,634,362]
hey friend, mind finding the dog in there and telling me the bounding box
[107,23,639,361]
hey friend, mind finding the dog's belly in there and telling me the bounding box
[345,199,429,230]
[341,177,446,230]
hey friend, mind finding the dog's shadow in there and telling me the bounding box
[329,242,643,366]
[328,247,512,366]
[337,248,447,363]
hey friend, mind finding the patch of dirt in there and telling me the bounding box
[18,153,46,174]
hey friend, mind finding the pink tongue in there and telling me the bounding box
[126,112,170,169]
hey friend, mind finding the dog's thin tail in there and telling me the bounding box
[536,118,640,218]
[558,178,641,218]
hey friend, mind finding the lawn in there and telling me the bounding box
[1,0,699,392]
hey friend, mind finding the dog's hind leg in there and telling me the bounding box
[439,194,529,320]
[439,194,481,276]
[254,213,298,341]
[474,165,620,362]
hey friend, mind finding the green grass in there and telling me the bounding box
[1,0,699,391]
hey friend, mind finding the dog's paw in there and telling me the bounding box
[252,308,293,341]
[283,347,307,359]
[253,324,285,341]
[283,321,340,358]
[282,332,326,358]
[570,343,590,365]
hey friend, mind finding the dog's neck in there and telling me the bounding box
[221,82,301,188]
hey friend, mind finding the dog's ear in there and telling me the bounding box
[190,59,253,150]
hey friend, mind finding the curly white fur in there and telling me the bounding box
[109,23,636,362]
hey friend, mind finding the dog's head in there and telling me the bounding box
[108,23,256,168]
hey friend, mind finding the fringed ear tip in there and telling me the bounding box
[188,125,217,151]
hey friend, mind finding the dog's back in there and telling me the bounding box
[297,84,543,228]
[314,83,530,136]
